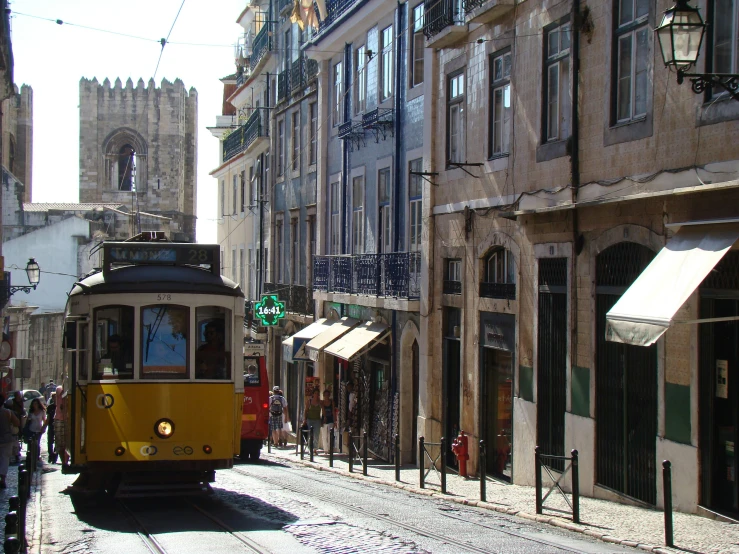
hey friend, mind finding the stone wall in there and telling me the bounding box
[78,77,198,241]
[1,84,32,201]
[28,311,64,389]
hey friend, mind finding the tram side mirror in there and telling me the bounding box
[64,322,78,350]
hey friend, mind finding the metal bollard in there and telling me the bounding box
[300,429,305,460]
[535,446,542,515]
[480,440,487,503]
[329,428,334,468]
[440,437,447,494]
[362,431,368,476]
[419,437,425,488]
[572,449,580,524]
[267,428,272,454]
[5,511,17,536]
[4,536,20,554]
[8,496,18,512]
[348,436,354,473]
[663,460,674,547]
[394,433,400,482]
[309,426,314,463]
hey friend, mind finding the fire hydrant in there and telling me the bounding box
[451,430,470,478]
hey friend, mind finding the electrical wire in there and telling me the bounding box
[153,0,187,81]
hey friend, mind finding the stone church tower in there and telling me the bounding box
[79,77,197,241]
[2,84,33,202]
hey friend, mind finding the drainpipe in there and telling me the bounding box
[393,1,404,253]
[570,0,582,414]
[341,43,351,255]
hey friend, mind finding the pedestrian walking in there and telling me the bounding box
[0,394,19,489]
[8,391,25,463]
[277,389,290,447]
[269,387,287,447]
[303,389,322,454]
[46,392,57,463]
[321,389,335,453]
[25,398,46,462]
[54,385,69,467]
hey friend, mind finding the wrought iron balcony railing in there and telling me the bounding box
[318,0,365,33]
[236,67,251,87]
[312,252,421,299]
[443,280,462,294]
[423,0,465,38]
[277,69,290,103]
[222,109,266,162]
[263,282,313,315]
[277,0,292,15]
[479,281,516,299]
[291,57,305,92]
[250,23,273,73]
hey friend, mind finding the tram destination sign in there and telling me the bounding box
[254,294,286,326]
[103,243,221,275]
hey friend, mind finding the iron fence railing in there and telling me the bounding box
[479,281,516,299]
[277,69,290,103]
[312,253,420,299]
[291,57,305,92]
[263,282,313,315]
[236,68,250,87]
[277,0,292,14]
[222,109,265,162]
[250,23,273,73]
[318,0,365,32]
[423,0,464,38]
[443,280,462,294]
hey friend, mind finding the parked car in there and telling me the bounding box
[4,389,42,411]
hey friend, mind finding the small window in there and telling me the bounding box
[447,72,465,164]
[380,26,394,101]
[195,307,232,380]
[410,4,425,88]
[141,305,189,379]
[355,44,367,114]
[333,62,343,126]
[95,306,135,380]
[309,102,318,165]
[277,119,285,176]
[352,176,365,254]
[444,258,463,294]
[543,22,571,142]
[485,248,515,284]
[490,51,512,157]
[613,0,649,123]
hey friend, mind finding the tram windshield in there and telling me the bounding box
[94,306,135,379]
[195,307,231,380]
[141,305,189,379]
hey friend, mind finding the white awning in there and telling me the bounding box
[282,335,294,364]
[305,317,360,362]
[324,321,390,361]
[291,318,334,361]
[606,223,739,346]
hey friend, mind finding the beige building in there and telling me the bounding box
[421,0,739,515]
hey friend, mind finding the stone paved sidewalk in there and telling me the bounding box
[264,444,739,554]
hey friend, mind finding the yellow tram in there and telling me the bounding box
[61,238,244,495]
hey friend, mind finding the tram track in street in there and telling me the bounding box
[118,498,272,554]
[231,465,601,554]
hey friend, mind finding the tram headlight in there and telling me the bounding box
[154,418,175,439]
[115,446,126,456]
[203,445,212,455]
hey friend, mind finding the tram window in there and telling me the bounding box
[141,305,189,379]
[195,307,231,380]
[79,323,89,380]
[94,307,134,380]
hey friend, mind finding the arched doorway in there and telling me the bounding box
[596,241,657,504]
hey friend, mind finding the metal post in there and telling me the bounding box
[8,497,18,513]
[5,511,17,537]
[480,440,486,503]
[419,437,425,488]
[329,428,334,467]
[300,429,305,460]
[362,431,368,476]
[571,449,580,523]
[18,470,27,550]
[535,446,542,515]
[663,460,674,547]
[309,426,314,463]
[4,536,20,554]
[268,428,272,454]
[349,437,354,473]
[440,437,447,494]
[394,433,400,482]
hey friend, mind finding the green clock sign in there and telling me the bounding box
[254,294,286,326]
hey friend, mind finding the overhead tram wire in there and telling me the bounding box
[153,0,187,81]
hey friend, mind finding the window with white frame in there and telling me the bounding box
[490,51,512,157]
[309,102,317,165]
[408,158,423,252]
[355,44,367,114]
[711,0,739,94]
[330,181,341,254]
[220,179,225,217]
[292,111,300,171]
[248,165,255,209]
[232,248,237,282]
[410,4,425,88]
[291,218,299,284]
[232,175,238,215]
[380,26,393,101]
[333,62,343,126]
[240,248,245,288]
[447,71,465,164]
[378,168,391,253]
[247,248,252,298]
[240,170,246,213]
[485,248,515,284]
[352,176,364,253]
[544,23,571,142]
[277,119,285,176]
[446,258,462,281]
[275,221,283,283]
[614,0,649,122]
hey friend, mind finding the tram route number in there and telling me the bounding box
[156,293,173,301]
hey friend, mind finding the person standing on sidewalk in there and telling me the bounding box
[46,392,57,463]
[269,387,287,447]
[321,389,335,453]
[0,394,20,489]
[303,389,322,454]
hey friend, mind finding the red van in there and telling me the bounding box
[241,356,270,460]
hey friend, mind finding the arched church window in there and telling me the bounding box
[118,145,135,191]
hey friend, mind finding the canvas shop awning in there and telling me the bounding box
[305,317,360,362]
[323,321,390,361]
[289,318,336,361]
[282,335,295,364]
[606,221,739,347]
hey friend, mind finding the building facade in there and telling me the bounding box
[79,77,198,242]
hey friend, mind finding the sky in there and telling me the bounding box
[10,0,245,244]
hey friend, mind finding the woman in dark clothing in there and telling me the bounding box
[46,392,57,463]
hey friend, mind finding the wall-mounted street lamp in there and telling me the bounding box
[656,0,739,100]
[9,258,41,296]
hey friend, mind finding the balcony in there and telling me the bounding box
[263,282,314,316]
[362,108,394,142]
[443,280,462,294]
[312,252,421,299]
[222,109,267,163]
[338,120,366,150]
[463,0,514,24]
[479,281,516,300]
[236,67,251,87]
[423,0,468,48]
[318,0,365,33]
[250,23,273,74]
[277,0,292,15]
[277,69,290,104]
